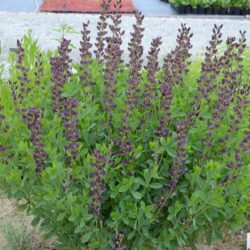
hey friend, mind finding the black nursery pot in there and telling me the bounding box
[244,8,250,14]
[205,7,212,14]
[219,8,226,15]
[241,8,247,15]
[213,7,220,14]
[185,6,192,13]
[198,6,205,14]
[191,7,198,14]
[177,6,185,14]
[232,7,241,15]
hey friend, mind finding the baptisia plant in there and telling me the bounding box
[0,1,250,249]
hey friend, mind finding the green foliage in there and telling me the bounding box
[0,42,4,78]
[169,0,250,8]
[0,26,249,250]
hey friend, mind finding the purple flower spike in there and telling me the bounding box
[34,53,44,86]
[113,232,126,250]
[80,21,93,88]
[61,98,80,161]
[11,40,32,108]
[94,0,111,62]
[170,121,188,188]
[50,38,72,113]
[120,12,144,137]
[157,24,192,137]
[143,37,162,108]
[126,11,144,101]
[202,30,247,153]
[22,108,48,173]
[89,149,107,219]
[197,24,223,103]
[109,0,124,65]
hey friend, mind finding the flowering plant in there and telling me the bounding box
[0,1,250,249]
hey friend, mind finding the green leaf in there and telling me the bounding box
[131,191,142,200]
[128,231,135,240]
[57,212,66,221]
[143,169,151,183]
[149,183,163,189]
[166,148,176,158]
[31,216,40,227]
[81,231,92,243]
[118,185,129,193]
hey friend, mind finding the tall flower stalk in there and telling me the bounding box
[94,0,111,62]
[203,33,246,155]
[158,121,188,211]
[80,21,93,88]
[109,0,124,65]
[34,53,44,86]
[10,40,31,112]
[120,12,144,138]
[89,149,106,219]
[50,38,72,114]
[143,36,162,110]
[197,24,223,103]
[61,98,80,161]
[16,40,31,97]
[22,108,47,173]
[50,38,80,162]
[157,24,192,137]
[0,104,6,154]
[126,11,144,109]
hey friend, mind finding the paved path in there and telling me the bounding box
[0,0,43,12]
[0,13,250,72]
[133,0,177,15]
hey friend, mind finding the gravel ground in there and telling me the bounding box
[0,0,43,12]
[0,13,250,65]
[0,196,56,250]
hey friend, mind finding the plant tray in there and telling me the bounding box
[172,5,250,15]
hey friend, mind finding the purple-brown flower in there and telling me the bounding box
[89,149,106,218]
[22,108,47,173]
[113,232,126,250]
[157,24,192,137]
[197,24,223,103]
[80,21,93,88]
[119,12,144,137]
[144,37,162,105]
[170,121,188,188]
[50,38,72,113]
[34,53,44,86]
[94,0,111,62]
[61,98,80,161]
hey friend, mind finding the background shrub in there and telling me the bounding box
[0,1,250,249]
